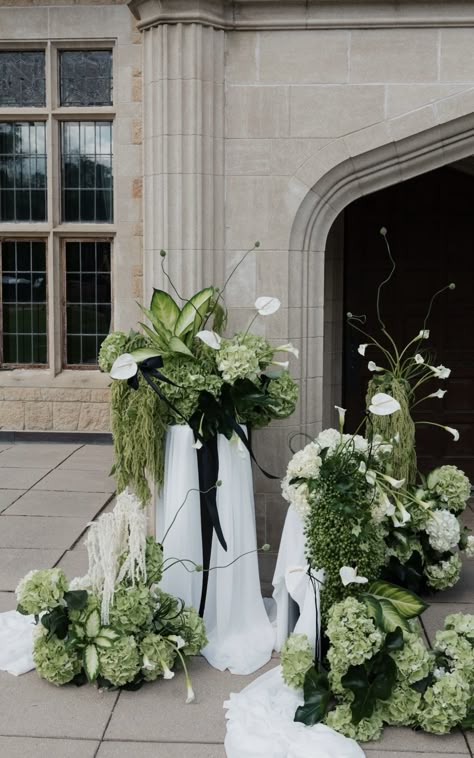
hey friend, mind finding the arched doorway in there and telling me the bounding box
[341,164,474,480]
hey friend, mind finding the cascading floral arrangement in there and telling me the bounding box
[15,490,207,696]
[98,243,299,506]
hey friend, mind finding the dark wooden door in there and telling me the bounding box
[343,166,474,482]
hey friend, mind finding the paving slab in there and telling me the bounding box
[0,490,25,513]
[0,671,118,739]
[0,445,13,453]
[0,736,98,758]
[4,490,111,520]
[34,469,115,493]
[0,517,86,550]
[0,443,80,469]
[466,731,474,753]
[0,591,16,611]
[364,753,467,758]
[363,726,469,753]
[0,548,64,590]
[59,445,114,471]
[98,742,226,758]
[422,602,474,645]
[106,657,279,743]
[0,468,50,489]
[57,549,90,580]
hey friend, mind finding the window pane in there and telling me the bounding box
[0,51,45,107]
[0,122,47,222]
[59,50,112,107]
[64,240,111,366]
[1,240,47,365]
[61,121,113,223]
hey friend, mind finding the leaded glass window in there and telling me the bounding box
[61,121,113,223]
[1,239,47,364]
[0,122,47,222]
[0,51,46,107]
[59,50,112,107]
[65,240,111,365]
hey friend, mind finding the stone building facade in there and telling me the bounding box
[2,0,474,583]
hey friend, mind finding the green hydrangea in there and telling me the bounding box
[178,606,208,656]
[379,683,421,726]
[265,371,299,420]
[427,466,471,514]
[99,635,141,686]
[140,632,177,682]
[391,631,433,684]
[33,628,81,685]
[326,598,383,672]
[444,612,474,638]
[98,331,129,373]
[418,670,471,734]
[108,581,152,634]
[145,537,163,586]
[386,534,423,565]
[325,701,384,742]
[434,630,474,680]
[16,568,68,615]
[216,332,274,385]
[159,355,223,422]
[281,633,314,689]
[425,553,462,591]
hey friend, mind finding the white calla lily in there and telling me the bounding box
[271,360,289,369]
[445,426,460,441]
[162,663,175,680]
[110,353,138,380]
[339,566,368,587]
[334,405,346,430]
[196,330,222,350]
[428,389,447,399]
[368,361,384,372]
[358,344,368,356]
[392,502,411,527]
[192,439,203,450]
[382,474,406,489]
[430,364,451,379]
[186,683,196,704]
[365,470,377,486]
[274,342,299,358]
[414,354,424,364]
[358,460,367,474]
[417,330,430,339]
[168,634,186,649]
[255,296,281,316]
[368,392,401,416]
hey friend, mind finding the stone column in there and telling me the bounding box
[129,1,225,301]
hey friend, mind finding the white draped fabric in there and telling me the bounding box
[0,610,35,675]
[156,424,275,675]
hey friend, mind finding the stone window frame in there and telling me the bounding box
[0,39,116,374]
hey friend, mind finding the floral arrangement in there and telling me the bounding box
[16,490,207,695]
[99,244,299,505]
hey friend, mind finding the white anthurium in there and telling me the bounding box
[196,330,222,350]
[334,405,346,429]
[428,389,447,399]
[274,342,299,359]
[255,296,281,316]
[339,566,368,587]
[417,330,430,339]
[430,364,451,379]
[358,344,368,356]
[445,426,460,441]
[168,635,185,650]
[414,354,424,364]
[110,353,138,380]
[368,392,401,416]
[382,474,406,489]
[368,361,384,372]
[365,469,377,486]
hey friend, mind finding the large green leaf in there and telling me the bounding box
[174,287,215,340]
[85,609,101,639]
[342,651,398,724]
[168,336,194,357]
[378,598,411,634]
[41,606,69,640]
[361,594,383,629]
[138,305,173,342]
[83,644,100,682]
[97,627,121,641]
[368,580,428,619]
[129,348,162,363]
[294,667,330,726]
[150,289,180,333]
[138,322,166,350]
[63,590,88,610]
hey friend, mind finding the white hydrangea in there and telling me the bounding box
[281,477,311,520]
[425,509,461,553]
[316,428,342,452]
[286,442,322,480]
[371,492,395,524]
[465,536,474,558]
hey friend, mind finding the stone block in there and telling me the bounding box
[441,29,474,82]
[259,30,348,84]
[77,403,110,432]
[0,7,48,38]
[225,85,290,138]
[225,139,272,175]
[0,517,86,550]
[52,403,80,431]
[225,31,257,82]
[270,138,329,176]
[350,29,438,83]
[131,76,142,102]
[386,84,469,119]
[0,401,25,430]
[132,177,143,198]
[25,402,52,431]
[89,389,110,403]
[290,85,385,138]
[132,119,143,144]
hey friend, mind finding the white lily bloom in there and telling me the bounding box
[196,330,222,350]
[358,344,368,356]
[255,296,281,316]
[368,392,401,416]
[339,566,368,587]
[368,361,384,372]
[186,683,196,704]
[110,353,138,380]
[162,663,175,680]
[417,330,430,339]
[430,364,451,379]
[382,474,406,489]
[414,354,424,364]
[334,405,346,427]
[445,426,460,441]
[274,342,299,358]
[428,389,447,399]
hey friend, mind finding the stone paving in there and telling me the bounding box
[0,441,472,758]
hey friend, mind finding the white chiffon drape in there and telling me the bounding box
[155,424,275,675]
